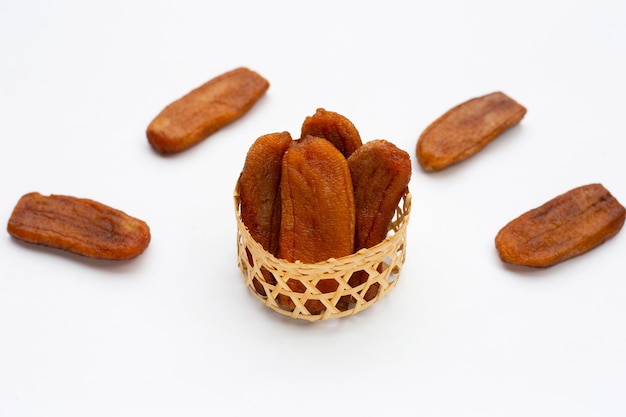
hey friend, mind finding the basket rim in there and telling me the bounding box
[233,181,412,271]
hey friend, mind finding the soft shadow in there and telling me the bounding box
[500,262,552,277]
[497,256,567,279]
[10,238,149,276]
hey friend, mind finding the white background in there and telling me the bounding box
[1,0,625,416]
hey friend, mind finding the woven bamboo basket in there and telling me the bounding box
[234,181,411,322]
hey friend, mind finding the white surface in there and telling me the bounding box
[1,0,625,416]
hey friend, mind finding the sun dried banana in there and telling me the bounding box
[278,135,355,313]
[239,132,293,295]
[7,193,150,260]
[347,139,411,301]
[301,108,362,158]
[416,91,526,171]
[147,67,269,154]
[495,184,625,267]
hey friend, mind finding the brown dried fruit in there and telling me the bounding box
[239,131,293,295]
[416,91,527,171]
[349,140,412,251]
[346,139,412,301]
[300,108,362,158]
[7,193,151,260]
[278,135,355,313]
[239,132,293,256]
[279,136,355,262]
[147,67,269,154]
[495,184,626,267]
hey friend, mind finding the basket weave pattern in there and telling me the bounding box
[234,185,411,321]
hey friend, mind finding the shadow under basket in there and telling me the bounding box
[234,184,411,322]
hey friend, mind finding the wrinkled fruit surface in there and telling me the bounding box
[416,91,526,171]
[239,131,293,256]
[279,135,355,263]
[278,135,356,314]
[7,192,151,260]
[300,108,362,158]
[349,139,412,251]
[147,67,269,154]
[495,184,625,267]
